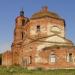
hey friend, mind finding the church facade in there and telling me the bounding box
[2,7,75,69]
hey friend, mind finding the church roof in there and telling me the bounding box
[31,6,61,19]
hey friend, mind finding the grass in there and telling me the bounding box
[0,66,75,75]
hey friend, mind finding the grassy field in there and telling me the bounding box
[0,66,75,75]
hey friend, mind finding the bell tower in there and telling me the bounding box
[12,9,29,65]
[14,9,26,43]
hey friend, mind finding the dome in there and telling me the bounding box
[31,6,60,19]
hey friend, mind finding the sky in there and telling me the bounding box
[0,0,75,53]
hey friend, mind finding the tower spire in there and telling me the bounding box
[20,8,24,16]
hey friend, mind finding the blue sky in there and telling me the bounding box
[0,0,75,53]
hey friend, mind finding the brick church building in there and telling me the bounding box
[2,7,75,69]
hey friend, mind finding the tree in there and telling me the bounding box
[0,54,2,65]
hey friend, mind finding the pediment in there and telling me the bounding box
[37,35,73,51]
[45,35,69,43]
[39,35,72,44]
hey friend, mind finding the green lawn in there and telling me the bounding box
[0,66,75,75]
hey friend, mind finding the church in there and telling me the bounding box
[2,6,75,69]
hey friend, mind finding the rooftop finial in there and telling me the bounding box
[20,8,24,16]
[42,6,48,12]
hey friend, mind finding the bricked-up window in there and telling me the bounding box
[36,25,40,32]
[50,54,56,63]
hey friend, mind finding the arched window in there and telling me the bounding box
[30,56,32,64]
[49,54,56,63]
[69,53,72,62]
[36,25,40,32]
[67,53,73,62]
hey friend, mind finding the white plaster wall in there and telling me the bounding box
[37,35,67,51]
[47,23,54,36]
[47,23,65,37]
[37,43,54,51]
[30,25,37,35]
[46,36,66,43]
[30,22,65,37]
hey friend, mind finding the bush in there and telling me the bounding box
[36,67,43,71]
[0,66,75,75]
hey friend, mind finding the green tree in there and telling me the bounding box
[0,54,2,65]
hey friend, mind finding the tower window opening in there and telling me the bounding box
[22,20,25,26]
[22,32,24,40]
[36,25,40,32]
[16,19,17,23]
[14,31,16,36]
